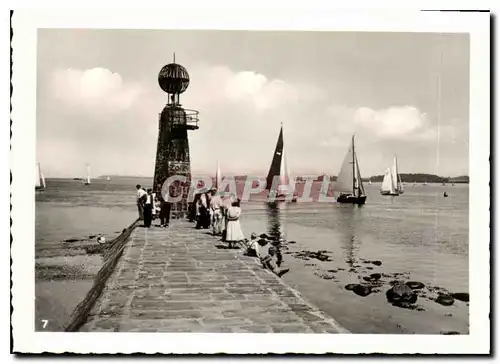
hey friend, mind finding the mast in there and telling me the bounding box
[393,156,398,192]
[352,135,356,196]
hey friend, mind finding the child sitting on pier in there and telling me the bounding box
[242,233,260,257]
[260,246,290,278]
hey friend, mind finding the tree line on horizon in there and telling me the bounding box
[99,173,469,184]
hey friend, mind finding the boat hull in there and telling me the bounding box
[380,191,399,196]
[336,194,367,205]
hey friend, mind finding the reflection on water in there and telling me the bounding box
[266,202,282,240]
[335,206,362,267]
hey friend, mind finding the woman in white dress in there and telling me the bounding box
[225,199,245,248]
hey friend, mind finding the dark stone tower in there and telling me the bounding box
[154,55,199,219]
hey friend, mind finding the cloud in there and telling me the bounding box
[353,106,433,140]
[50,68,144,114]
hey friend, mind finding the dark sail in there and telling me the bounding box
[265,125,284,191]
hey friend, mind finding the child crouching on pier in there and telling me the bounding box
[260,246,290,278]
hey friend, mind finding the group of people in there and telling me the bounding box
[190,189,289,277]
[190,189,245,248]
[136,184,171,228]
[136,184,289,278]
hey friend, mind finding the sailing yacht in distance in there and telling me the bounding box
[334,135,367,205]
[84,164,91,185]
[380,156,404,196]
[265,123,297,203]
[215,159,222,190]
[35,162,46,190]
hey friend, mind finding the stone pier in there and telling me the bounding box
[80,221,348,333]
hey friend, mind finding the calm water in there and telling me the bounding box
[36,178,469,333]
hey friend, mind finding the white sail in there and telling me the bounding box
[86,164,91,184]
[215,159,221,189]
[36,163,45,189]
[380,168,395,194]
[393,156,403,193]
[278,147,287,194]
[334,143,354,194]
[35,163,41,188]
[390,164,398,192]
[354,150,365,195]
[40,169,46,188]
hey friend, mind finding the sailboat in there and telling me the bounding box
[334,135,367,205]
[106,176,111,181]
[380,156,403,196]
[215,159,222,190]
[84,164,91,185]
[35,163,46,190]
[368,180,372,185]
[265,123,297,203]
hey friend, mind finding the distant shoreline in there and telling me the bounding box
[47,174,470,184]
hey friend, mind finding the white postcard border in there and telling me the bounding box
[10,7,490,354]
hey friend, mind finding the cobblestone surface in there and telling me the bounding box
[80,221,349,333]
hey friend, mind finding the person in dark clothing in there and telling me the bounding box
[143,189,154,228]
[189,193,201,223]
[202,192,212,229]
[159,199,171,227]
[195,193,211,229]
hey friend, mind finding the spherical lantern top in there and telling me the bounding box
[158,63,190,95]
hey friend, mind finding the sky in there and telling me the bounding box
[36,29,470,178]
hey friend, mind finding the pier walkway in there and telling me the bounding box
[80,221,348,333]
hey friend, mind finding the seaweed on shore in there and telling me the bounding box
[293,250,332,262]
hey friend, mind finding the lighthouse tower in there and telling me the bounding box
[153,55,199,219]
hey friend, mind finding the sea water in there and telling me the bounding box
[35,178,468,333]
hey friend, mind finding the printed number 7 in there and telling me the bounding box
[41,320,48,328]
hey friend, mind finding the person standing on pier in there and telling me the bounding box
[153,192,161,220]
[209,189,223,235]
[136,184,147,220]
[159,197,171,228]
[143,189,154,228]
[196,192,211,229]
[221,193,235,241]
[225,199,245,248]
[189,193,201,223]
